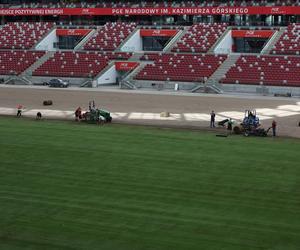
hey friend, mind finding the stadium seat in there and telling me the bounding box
[221,55,300,87]
[0,22,54,49]
[171,23,228,53]
[136,53,227,82]
[33,51,132,78]
[84,22,136,51]
[271,24,300,55]
[0,50,45,75]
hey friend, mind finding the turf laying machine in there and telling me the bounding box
[233,110,270,137]
[82,101,112,124]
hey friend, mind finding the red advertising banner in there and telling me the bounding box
[56,29,91,36]
[232,30,274,38]
[115,62,139,71]
[0,7,300,16]
[140,29,177,37]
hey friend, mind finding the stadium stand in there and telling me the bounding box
[84,22,136,51]
[0,1,298,92]
[271,24,300,55]
[221,55,300,87]
[0,50,45,75]
[171,23,228,53]
[136,53,227,82]
[0,22,54,49]
[33,51,132,78]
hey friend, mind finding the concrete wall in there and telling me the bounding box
[120,29,142,52]
[222,83,300,96]
[35,29,58,51]
[214,30,233,54]
[96,65,117,85]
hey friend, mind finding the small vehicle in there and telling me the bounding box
[233,109,269,137]
[83,109,112,124]
[47,79,69,88]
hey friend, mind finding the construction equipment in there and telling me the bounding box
[233,109,269,137]
[82,101,112,124]
[83,109,112,124]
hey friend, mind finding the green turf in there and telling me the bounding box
[0,116,300,250]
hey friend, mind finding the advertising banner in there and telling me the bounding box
[115,62,139,71]
[232,30,275,38]
[140,29,178,37]
[0,7,299,16]
[56,29,91,36]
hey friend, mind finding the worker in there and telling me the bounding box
[272,120,277,137]
[36,112,42,120]
[16,104,23,117]
[210,110,216,128]
[227,118,233,132]
[89,101,96,112]
[75,107,82,121]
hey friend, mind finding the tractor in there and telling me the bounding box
[233,109,269,137]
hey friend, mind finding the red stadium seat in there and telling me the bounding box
[0,50,45,75]
[0,22,54,49]
[171,23,228,53]
[136,53,227,82]
[33,51,132,78]
[271,24,300,55]
[221,55,300,87]
[84,22,136,51]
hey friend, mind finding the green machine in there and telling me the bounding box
[83,101,112,124]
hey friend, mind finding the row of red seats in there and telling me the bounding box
[271,24,300,55]
[0,50,45,75]
[172,23,228,53]
[84,22,136,51]
[0,22,54,49]
[33,51,131,78]
[221,55,300,87]
[136,53,227,82]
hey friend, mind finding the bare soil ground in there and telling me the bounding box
[0,86,299,138]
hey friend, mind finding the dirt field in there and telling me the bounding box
[0,85,300,138]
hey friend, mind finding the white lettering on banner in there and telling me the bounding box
[212,8,249,14]
[0,9,14,15]
[270,7,286,14]
[45,9,64,15]
[112,8,123,14]
[124,8,160,15]
[172,8,210,15]
[14,9,45,15]
[0,8,63,15]
[161,9,169,14]
[246,31,255,35]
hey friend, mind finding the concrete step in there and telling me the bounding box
[164,28,187,52]
[206,53,240,85]
[120,80,137,90]
[74,29,97,50]
[21,51,56,77]
[165,26,190,52]
[261,27,286,55]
